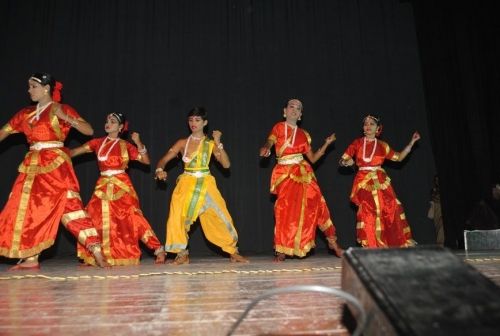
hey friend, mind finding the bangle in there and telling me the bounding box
[217,143,224,150]
[138,145,147,154]
[155,168,164,174]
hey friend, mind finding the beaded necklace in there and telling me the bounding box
[362,137,377,162]
[97,137,120,162]
[182,135,204,163]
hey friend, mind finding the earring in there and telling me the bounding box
[44,90,48,94]
[283,113,286,118]
[298,116,301,121]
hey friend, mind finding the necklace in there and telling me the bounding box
[284,122,297,148]
[97,137,120,162]
[182,135,204,163]
[29,101,53,124]
[362,137,377,162]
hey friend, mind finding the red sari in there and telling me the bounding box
[0,103,100,259]
[268,122,337,257]
[77,137,162,265]
[341,137,416,247]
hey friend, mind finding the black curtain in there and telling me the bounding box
[410,0,500,248]
[0,0,434,257]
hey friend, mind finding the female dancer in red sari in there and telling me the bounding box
[71,113,165,265]
[0,73,108,269]
[339,115,420,247]
[259,99,342,261]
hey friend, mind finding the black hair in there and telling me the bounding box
[30,72,56,94]
[187,106,207,120]
[187,106,208,134]
[107,112,129,139]
[363,114,381,126]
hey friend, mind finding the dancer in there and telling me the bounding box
[155,107,248,265]
[0,72,108,269]
[339,115,420,247]
[71,112,165,265]
[259,99,342,261]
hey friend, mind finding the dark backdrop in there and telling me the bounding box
[0,0,436,257]
[411,0,500,248]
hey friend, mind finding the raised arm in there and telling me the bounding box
[54,108,94,136]
[130,132,150,165]
[396,131,421,162]
[212,130,230,168]
[155,139,185,181]
[305,133,336,164]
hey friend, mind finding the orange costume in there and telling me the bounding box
[267,122,338,256]
[77,137,163,265]
[0,103,100,259]
[341,137,416,247]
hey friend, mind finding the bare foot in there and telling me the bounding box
[8,261,40,271]
[171,254,189,265]
[274,252,286,262]
[93,250,112,268]
[155,252,166,264]
[230,253,249,263]
[328,242,344,258]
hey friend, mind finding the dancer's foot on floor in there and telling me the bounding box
[171,254,189,265]
[8,261,40,271]
[328,241,344,258]
[155,251,166,264]
[274,252,286,262]
[230,253,249,263]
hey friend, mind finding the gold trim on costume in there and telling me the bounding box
[77,228,98,246]
[275,240,316,257]
[18,149,70,175]
[67,190,82,200]
[61,210,89,226]
[49,104,64,141]
[293,183,307,252]
[101,196,112,257]
[2,123,15,134]
[318,218,334,231]
[11,151,40,253]
[0,239,55,259]
[141,230,154,244]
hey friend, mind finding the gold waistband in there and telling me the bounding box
[277,154,304,165]
[29,141,64,151]
[100,169,125,176]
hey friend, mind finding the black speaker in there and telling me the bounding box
[341,246,500,336]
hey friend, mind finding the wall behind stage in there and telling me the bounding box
[0,0,435,257]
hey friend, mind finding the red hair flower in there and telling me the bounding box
[52,81,63,102]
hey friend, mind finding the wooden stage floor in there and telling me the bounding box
[1,250,499,336]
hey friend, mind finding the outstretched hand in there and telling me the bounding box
[411,131,421,144]
[325,133,336,145]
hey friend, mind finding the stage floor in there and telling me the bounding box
[1,250,499,336]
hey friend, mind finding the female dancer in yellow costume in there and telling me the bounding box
[155,107,248,265]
